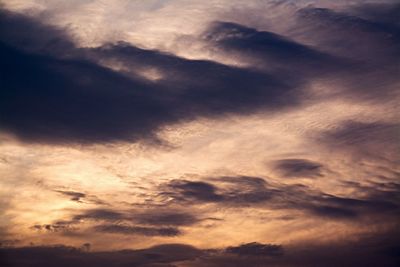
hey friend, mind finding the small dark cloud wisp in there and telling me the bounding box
[55,191,86,202]
[93,224,181,237]
[272,159,323,178]
[226,242,284,257]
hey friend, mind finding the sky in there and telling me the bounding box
[0,0,399,266]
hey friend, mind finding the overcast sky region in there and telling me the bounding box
[0,0,399,266]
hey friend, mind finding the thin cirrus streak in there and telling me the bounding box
[0,1,399,267]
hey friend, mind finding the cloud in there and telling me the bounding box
[0,39,172,144]
[31,208,201,237]
[226,242,283,257]
[37,175,392,238]
[319,121,400,163]
[36,175,398,240]
[31,219,81,233]
[312,193,398,218]
[135,211,199,226]
[204,4,400,102]
[93,224,181,237]
[0,9,74,54]
[0,243,202,267]
[203,21,347,76]
[294,4,400,99]
[295,5,400,60]
[54,190,106,205]
[350,2,400,28]
[160,175,400,220]
[71,208,201,226]
[73,209,125,221]
[162,176,275,206]
[55,190,86,202]
[197,230,400,267]
[2,3,399,144]
[2,231,399,267]
[308,205,357,219]
[1,2,399,264]
[163,180,222,202]
[0,9,300,144]
[272,159,323,178]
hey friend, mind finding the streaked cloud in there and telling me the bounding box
[0,1,399,266]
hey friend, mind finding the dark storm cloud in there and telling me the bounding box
[273,159,323,178]
[93,224,181,236]
[0,9,300,144]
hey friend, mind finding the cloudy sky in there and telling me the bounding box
[0,0,399,266]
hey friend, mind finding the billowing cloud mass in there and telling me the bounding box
[0,0,399,266]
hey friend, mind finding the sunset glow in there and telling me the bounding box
[1,1,399,266]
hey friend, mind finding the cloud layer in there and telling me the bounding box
[0,1,399,266]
